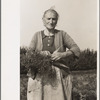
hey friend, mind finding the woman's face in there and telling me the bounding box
[43,11,58,30]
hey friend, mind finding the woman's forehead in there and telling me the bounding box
[44,11,57,18]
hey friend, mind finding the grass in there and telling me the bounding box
[20,70,97,100]
[71,70,96,100]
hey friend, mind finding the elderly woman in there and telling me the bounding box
[27,9,80,100]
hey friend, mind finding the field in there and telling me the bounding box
[20,70,96,100]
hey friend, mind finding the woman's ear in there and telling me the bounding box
[42,17,45,26]
[42,17,45,21]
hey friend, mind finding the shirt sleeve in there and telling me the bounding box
[62,31,80,58]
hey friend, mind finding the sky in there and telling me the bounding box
[20,0,98,50]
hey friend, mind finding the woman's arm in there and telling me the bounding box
[63,31,80,58]
[51,31,80,61]
[51,50,73,61]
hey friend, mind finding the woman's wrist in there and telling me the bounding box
[63,50,73,58]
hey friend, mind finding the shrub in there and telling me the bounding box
[20,47,97,74]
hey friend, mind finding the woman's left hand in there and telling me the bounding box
[40,51,51,57]
[51,51,66,61]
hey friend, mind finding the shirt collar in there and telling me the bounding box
[44,29,55,36]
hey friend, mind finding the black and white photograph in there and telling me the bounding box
[20,0,98,100]
[1,0,99,100]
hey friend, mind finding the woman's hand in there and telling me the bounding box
[40,51,51,57]
[51,50,74,61]
[51,51,66,61]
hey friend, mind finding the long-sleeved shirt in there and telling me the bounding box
[29,29,80,58]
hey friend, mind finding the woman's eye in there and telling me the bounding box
[52,18,56,20]
[47,18,56,20]
[47,18,51,20]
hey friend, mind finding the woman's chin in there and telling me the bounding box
[47,27,55,30]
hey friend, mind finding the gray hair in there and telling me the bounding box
[43,9,59,20]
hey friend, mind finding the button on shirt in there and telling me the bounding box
[41,30,55,54]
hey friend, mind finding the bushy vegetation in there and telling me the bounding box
[20,47,97,74]
[66,48,97,71]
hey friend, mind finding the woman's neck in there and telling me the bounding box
[44,28,55,36]
[46,28,55,34]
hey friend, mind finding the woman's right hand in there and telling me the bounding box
[40,51,51,57]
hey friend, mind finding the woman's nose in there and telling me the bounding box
[49,19,53,23]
